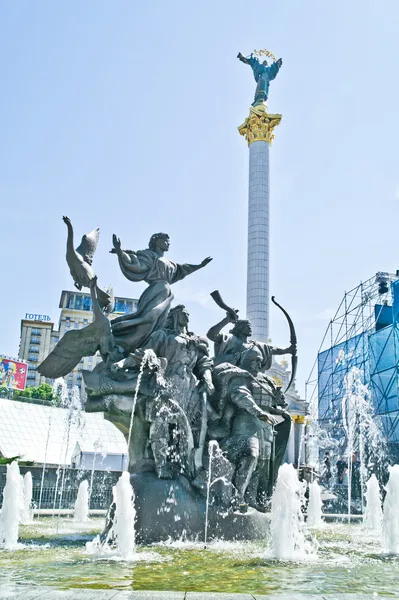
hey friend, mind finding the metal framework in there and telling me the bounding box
[306,272,399,448]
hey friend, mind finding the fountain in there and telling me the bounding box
[306,480,324,527]
[1,230,399,596]
[111,471,136,559]
[0,462,23,549]
[21,472,33,524]
[382,464,399,554]
[204,440,217,548]
[270,464,307,560]
[86,470,136,559]
[54,385,84,520]
[74,480,89,523]
[364,474,382,530]
[341,367,387,519]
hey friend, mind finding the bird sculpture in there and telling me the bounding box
[63,216,113,314]
[38,277,122,379]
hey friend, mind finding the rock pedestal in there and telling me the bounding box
[131,472,270,545]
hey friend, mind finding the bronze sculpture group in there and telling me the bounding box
[39,219,296,515]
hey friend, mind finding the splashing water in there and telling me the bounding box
[20,472,33,524]
[88,437,104,508]
[86,471,136,560]
[112,471,136,559]
[307,480,323,528]
[0,462,23,549]
[341,368,386,520]
[270,464,308,560]
[364,474,382,531]
[54,386,84,521]
[74,481,89,523]
[126,349,158,456]
[37,378,68,515]
[204,440,218,548]
[382,464,399,554]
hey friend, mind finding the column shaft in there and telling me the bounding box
[246,140,269,342]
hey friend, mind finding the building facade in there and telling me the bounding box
[19,290,138,391]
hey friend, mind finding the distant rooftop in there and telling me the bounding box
[0,398,127,465]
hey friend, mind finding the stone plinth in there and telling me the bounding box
[132,472,270,544]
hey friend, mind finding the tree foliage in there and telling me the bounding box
[13,382,56,402]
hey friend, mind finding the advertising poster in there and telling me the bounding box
[0,357,28,391]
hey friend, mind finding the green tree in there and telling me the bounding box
[13,382,56,402]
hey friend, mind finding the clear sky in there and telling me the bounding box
[1,0,399,396]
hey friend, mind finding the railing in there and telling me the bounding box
[32,485,113,510]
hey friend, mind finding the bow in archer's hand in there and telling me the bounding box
[271,296,297,393]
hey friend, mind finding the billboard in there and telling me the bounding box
[0,357,28,391]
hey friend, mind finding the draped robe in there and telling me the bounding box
[111,249,199,354]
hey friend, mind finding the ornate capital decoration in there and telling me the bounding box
[291,414,309,425]
[238,104,282,146]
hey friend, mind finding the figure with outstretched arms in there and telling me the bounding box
[110,232,212,354]
[237,52,282,106]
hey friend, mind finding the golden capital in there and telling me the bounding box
[292,415,308,424]
[238,104,282,146]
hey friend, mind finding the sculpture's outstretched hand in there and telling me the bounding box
[277,58,283,67]
[199,257,213,269]
[237,52,251,64]
[62,215,71,227]
[110,234,122,254]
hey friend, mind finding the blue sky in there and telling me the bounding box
[1,1,399,395]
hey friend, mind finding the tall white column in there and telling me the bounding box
[247,141,270,341]
[238,105,282,342]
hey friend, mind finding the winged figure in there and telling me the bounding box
[63,216,113,314]
[38,278,121,379]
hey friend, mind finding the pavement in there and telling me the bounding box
[0,587,394,600]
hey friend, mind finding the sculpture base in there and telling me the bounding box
[131,472,270,545]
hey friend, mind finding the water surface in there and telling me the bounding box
[0,518,397,596]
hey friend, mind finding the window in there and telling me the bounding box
[29,346,39,353]
[27,373,36,380]
[30,336,41,344]
[77,373,82,380]
[83,319,88,325]
[74,322,79,329]
[31,329,41,336]
[28,354,38,362]
[82,297,92,311]
[28,364,37,371]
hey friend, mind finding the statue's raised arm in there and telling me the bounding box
[237,50,282,107]
[110,234,147,274]
[110,232,213,355]
[237,52,252,65]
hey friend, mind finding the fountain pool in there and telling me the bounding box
[0,517,398,596]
